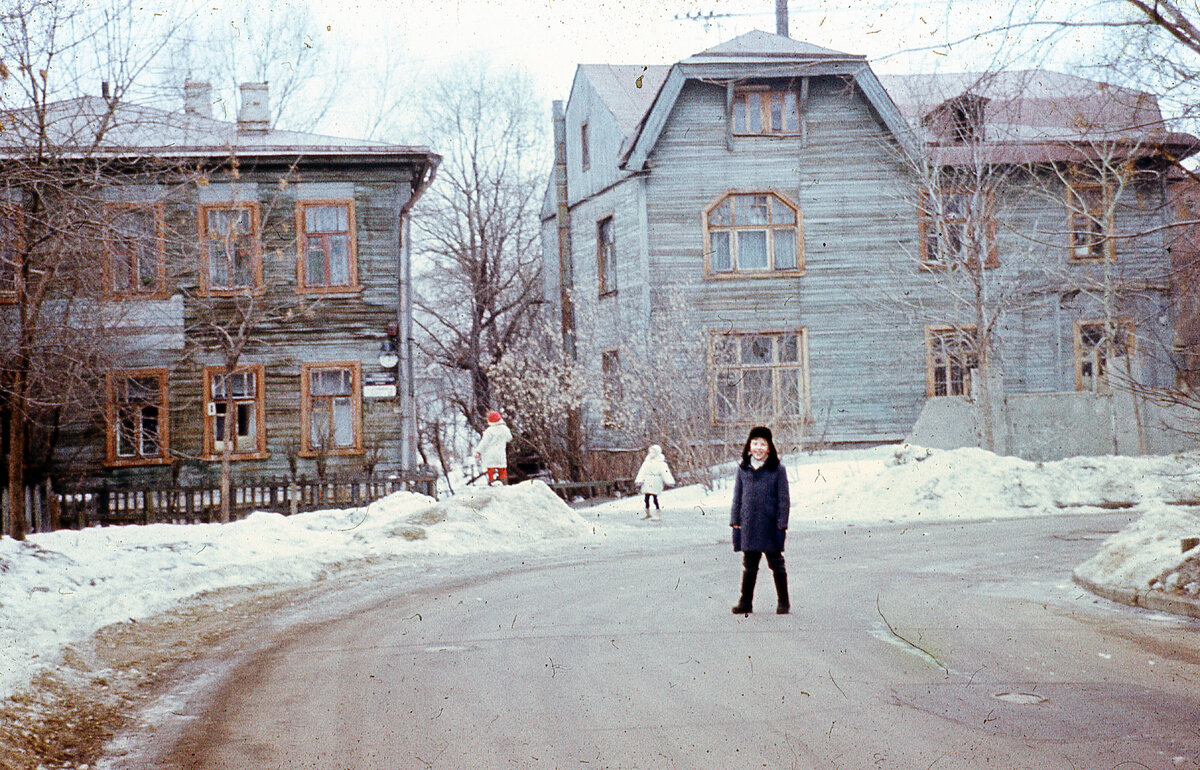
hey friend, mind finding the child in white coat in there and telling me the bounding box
[635,445,675,519]
[474,411,513,485]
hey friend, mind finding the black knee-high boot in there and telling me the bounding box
[732,569,756,614]
[773,569,790,614]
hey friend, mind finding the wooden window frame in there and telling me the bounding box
[1067,182,1115,262]
[732,87,801,136]
[202,364,268,460]
[580,122,591,171]
[1074,318,1136,392]
[708,329,811,425]
[0,204,23,304]
[103,202,168,299]
[924,325,980,398]
[296,200,359,294]
[597,214,617,296]
[105,368,171,467]
[703,191,804,277]
[300,361,363,457]
[198,202,264,296]
[917,187,998,269]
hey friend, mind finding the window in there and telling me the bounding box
[918,187,997,268]
[732,88,799,135]
[710,331,809,424]
[597,216,616,295]
[1075,319,1135,392]
[104,203,165,296]
[705,192,803,275]
[1067,183,1114,261]
[199,203,262,294]
[297,201,357,291]
[601,350,621,426]
[925,325,979,397]
[580,122,590,171]
[106,369,169,465]
[0,205,22,301]
[301,362,362,455]
[203,365,266,458]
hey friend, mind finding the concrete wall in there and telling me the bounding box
[908,390,1197,460]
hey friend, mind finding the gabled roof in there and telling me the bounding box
[576,64,671,138]
[0,95,435,161]
[619,31,915,169]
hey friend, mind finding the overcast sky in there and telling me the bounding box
[164,0,1135,139]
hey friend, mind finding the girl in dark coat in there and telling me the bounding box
[729,426,790,614]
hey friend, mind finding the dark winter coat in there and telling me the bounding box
[730,460,790,553]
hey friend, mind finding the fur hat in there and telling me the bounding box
[747,426,773,443]
[741,425,780,469]
[487,410,502,423]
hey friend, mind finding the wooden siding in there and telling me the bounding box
[547,69,1180,447]
[565,74,634,203]
[53,163,418,485]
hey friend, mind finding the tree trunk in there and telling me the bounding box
[7,390,25,541]
[220,394,233,523]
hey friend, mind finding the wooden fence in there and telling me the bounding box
[1,472,438,534]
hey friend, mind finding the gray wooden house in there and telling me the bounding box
[541,31,1196,458]
[2,82,439,486]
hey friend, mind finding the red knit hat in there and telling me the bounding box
[487,410,502,423]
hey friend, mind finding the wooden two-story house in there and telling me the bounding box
[542,31,1196,459]
[1,82,439,488]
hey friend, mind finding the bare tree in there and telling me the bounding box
[410,60,549,437]
[0,0,196,540]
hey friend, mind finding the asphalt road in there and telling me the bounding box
[144,512,1200,769]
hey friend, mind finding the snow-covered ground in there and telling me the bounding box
[3,444,1200,703]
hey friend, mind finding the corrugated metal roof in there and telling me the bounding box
[0,95,433,158]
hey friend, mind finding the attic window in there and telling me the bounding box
[733,88,799,135]
[949,97,985,144]
[580,122,590,171]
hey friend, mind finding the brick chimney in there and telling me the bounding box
[237,82,270,133]
[184,79,212,118]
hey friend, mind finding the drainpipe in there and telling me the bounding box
[397,154,441,474]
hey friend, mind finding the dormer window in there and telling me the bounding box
[733,88,799,135]
[950,99,985,143]
[925,94,987,144]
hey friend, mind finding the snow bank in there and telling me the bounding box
[368,480,594,547]
[1074,502,1200,590]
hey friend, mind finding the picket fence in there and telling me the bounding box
[0,472,439,535]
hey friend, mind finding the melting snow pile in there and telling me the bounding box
[1074,502,1200,595]
[371,480,594,548]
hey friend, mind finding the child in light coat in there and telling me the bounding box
[474,411,513,485]
[635,445,675,520]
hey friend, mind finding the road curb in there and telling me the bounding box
[1072,573,1200,620]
